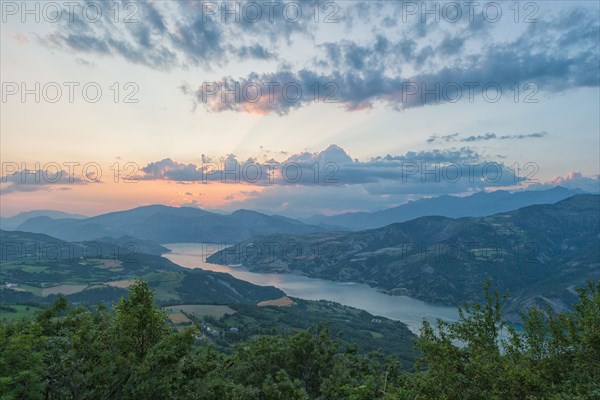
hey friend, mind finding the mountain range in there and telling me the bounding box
[208,194,600,321]
[9,187,588,245]
[13,205,324,244]
[0,210,86,230]
[301,186,586,230]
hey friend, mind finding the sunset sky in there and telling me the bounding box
[1,0,599,217]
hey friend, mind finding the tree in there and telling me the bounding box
[2,279,598,399]
[413,283,513,399]
[113,279,169,360]
[413,280,600,399]
[0,319,45,399]
[262,370,309,400]
[126,328,196,398]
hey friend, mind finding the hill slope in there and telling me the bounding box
[209,195,600,319]
[0,230,284,306]
[303,186,585,230]
[15,205,324,243]
[0,210,86,230]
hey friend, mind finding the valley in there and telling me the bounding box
[208,195,600,320]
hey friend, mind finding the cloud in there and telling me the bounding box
[181,200,201,208]
[284,144,353,165]
[75,58,95,68]
[235,44,276,60]
[6,33,29,44]
[41,0,329,70]
[498,132,548,140]
[427,131,548,144]
[352,148,520,195]
[529,171,600,193]
[427,133,458,143]
[462,132,498,142]
[187,8,599,114]
[40,1,599,114]
[137,145,524,198]
[0,169,89,194]
[140,158,203,181]
[138,145,353,185]
[200,167,600,217]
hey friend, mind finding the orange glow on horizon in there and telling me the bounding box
[0,180,266,217]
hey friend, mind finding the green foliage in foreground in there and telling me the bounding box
[1,279,598,399]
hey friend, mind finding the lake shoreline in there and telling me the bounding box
[162,242,460,334]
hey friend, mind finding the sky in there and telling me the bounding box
[1,0,599,217]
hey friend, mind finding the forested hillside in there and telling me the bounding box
[1,280,598,399]
[210,195,600,320]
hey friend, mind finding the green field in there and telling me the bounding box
[40,284,88,297]
[164,304,236,319]
[9,284,43,296]
[1,263,49,273]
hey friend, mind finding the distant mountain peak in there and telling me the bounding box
[135,204,176,210]
[231,209,262,215]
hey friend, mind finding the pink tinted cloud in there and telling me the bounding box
[6,33,28,44]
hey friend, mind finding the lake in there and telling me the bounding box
[163,243,459,334]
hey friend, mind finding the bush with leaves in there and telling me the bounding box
[1,279,598,399]
[414,281,600,400]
